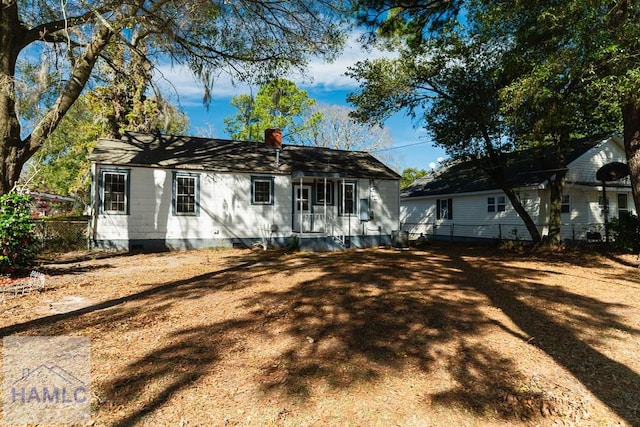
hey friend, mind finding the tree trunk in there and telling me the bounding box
[502,187,542,243]
[622,102,640,217]
[547,170,567,245]
[546,136,569,245]
[483,165,542,243]
[0,21,113,195]
[0,0,25,194]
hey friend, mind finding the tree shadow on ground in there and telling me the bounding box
[446,247,640,425]
[2,246,638,425]
[105,319,250,426]
[0,257,262,337]
[242,249,636,424]
[39,262,116,276]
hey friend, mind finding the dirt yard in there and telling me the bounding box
[1,243,639,426]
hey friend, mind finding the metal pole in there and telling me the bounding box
[323,177,327,233]
[602,181,609,244]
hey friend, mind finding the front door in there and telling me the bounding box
[294,185,312,232]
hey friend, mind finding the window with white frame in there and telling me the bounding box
[437,198,452,220]
[101,169,129,214]
[173,173,199,215]
[487,196,506,213]
[561,194,571,214]
[252,176,274,205]
[618,193,629,216]
[339,181,356,215]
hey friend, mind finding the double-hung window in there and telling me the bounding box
[487,196,506,213]
[100,169,130,214]
[339,181,356,215]
[618,193,629,217]
[437,198,452,220]
[252,176,274,205]
[173,172,199,215]
[561,194,571,214]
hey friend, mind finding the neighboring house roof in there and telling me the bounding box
[26,191,76,202]
[402,134,618,198]
[89,132,400,180]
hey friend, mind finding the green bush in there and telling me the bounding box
[0,192,39,273]
[609,212,640,253]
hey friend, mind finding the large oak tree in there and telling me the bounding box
[352,0,640,221]
[0,0,348,194]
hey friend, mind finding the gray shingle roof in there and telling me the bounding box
[402,134,614,198]
[89,132,400,180]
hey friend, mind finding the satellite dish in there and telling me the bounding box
[596,162,629,182]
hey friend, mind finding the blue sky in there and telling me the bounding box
[156,34,447,172]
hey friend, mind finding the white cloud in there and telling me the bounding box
[153,64,251,105]
[153,30,396,102]
[297,31,396,90]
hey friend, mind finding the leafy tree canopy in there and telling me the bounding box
[400,167,428,189]
[348,0,639,241]
[224,79,321,144]
[0,0,349,193]
[224,80,398,167]
[21,89,188,210]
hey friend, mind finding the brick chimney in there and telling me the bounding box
[265,128,282,148]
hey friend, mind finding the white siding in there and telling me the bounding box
[203,173,292,239]
[561,136,635,239]
[566,136,628,184]
[400,136,635,241]
[363,178,399,236]
[402,191,543,240]
[94,165,400,246]
[94,166,294,242]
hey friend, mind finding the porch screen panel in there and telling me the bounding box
[316,181,333,205]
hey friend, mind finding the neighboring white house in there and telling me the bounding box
[401,134,635,242]
[88,131,400,251]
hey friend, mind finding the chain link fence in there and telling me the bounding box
[400,221,608,243]
[33,219,88,251]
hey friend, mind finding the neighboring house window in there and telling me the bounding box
[339,181,356,215]
[315,181,333,205]
[487,196,506,213]
[100,169,129,214]
[437,198,452,220]
[618,193,629,216]
[252,176,274,205]
[173,172,199,215]
[561,194,571,214]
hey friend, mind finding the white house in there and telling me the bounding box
[401,134,635,242]
[88,131,400,251]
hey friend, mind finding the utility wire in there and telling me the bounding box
[371,141,431,152]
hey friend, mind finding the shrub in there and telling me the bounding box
[287,235,299,251]
[0,192,39,273]
[609,212,640,253]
